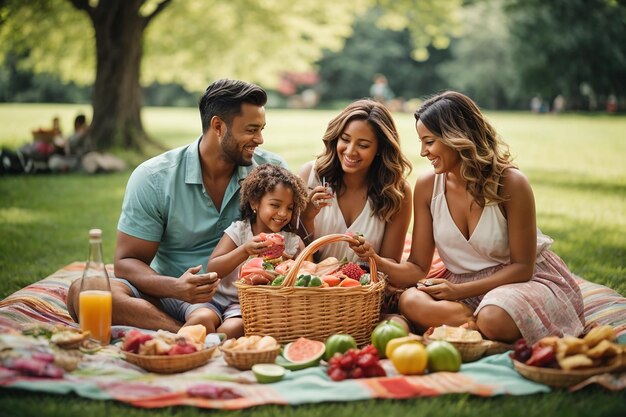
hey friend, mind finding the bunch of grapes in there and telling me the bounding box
[327,344,386,381]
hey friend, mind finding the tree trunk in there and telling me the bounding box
[88,1,146,151]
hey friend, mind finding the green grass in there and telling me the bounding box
[0,104,625,415]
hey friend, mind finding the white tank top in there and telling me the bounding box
[431,173,553,274]
[306,164,385,262]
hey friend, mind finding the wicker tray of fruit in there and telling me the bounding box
[121,325,219,374]
[510,325,625,388]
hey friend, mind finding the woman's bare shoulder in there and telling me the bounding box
[298,160,315,179]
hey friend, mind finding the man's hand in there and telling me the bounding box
[174,265,220,304]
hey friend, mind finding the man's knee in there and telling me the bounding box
[66,279,81,322]
[67,279,133,323]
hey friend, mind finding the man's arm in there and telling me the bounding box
[114,231,218,304]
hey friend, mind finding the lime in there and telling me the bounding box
[252,363,286,383]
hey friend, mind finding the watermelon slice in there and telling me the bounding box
[282,337,325,367]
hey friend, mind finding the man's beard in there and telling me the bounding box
[221,127,253,166]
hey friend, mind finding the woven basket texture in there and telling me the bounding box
[220,346,281,370]
[513,359,623,388]
[123,345,217,374]
[235,234,386,346]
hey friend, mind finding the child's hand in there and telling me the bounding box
[243,235,270,257]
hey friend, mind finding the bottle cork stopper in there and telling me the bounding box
[89,229,103,238]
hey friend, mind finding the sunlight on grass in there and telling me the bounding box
[0,105,624,296]
[0,207,46,224]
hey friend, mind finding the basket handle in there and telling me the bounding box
[282,233,378,287]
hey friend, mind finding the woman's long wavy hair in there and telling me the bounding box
[315,99,412,222]
[414,91,515,206]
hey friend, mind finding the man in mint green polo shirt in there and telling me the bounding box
[67,79,287,338]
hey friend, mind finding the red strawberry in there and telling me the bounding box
[341,262,366,280]
[259,233,285,259]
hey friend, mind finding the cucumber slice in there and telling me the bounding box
[252,363,286,383]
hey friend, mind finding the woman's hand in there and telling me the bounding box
[306,185,333,213]
[348,233,375,260]
[417,278,463,301]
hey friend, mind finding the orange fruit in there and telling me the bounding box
[338,278,360,287]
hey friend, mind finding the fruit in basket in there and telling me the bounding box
[168,341,198,355]
[426,340,462,372]
[390,342,427,375]
[324,333,357,360]
[511,338,532,363]
[295,274,311,287]
[512,327,623,372]
[177,324,206,345]
[271,275,286,286]
[283,337,325,366]
[359,274,371,285]
[240,256,278,285]
[371,320,409,359]
[221,335,279,351]
[525,345,556,367]
[341,262,366,280]
[122,329,154,353]
[338,277,361,287]
[321,275,341,287]
[259,232,285,259]
[252,363,286,383]
[308,276,323,287]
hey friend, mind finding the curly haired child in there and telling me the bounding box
[204,163,308,336]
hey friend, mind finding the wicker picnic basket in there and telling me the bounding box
[123,345,218,374]
[219,345,281,370]
[235,233,386,346]
[512,359,623,388]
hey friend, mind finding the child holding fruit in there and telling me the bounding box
[352,91,585,344]
[205,164,308,330]
[299,99,413,264]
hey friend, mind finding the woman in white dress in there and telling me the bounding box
[352,91,584,344]
[299,99,412,264]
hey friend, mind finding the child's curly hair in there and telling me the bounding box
[240,164,308,230]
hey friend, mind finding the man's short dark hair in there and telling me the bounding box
[199,79,267,133]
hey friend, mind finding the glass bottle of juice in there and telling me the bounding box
[78,228,112,345]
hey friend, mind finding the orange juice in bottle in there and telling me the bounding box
[78,229,112,345]
[79,290,112,345]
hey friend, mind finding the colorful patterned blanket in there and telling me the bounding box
[0,262,624,409]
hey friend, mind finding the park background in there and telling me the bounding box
[0,0,625,416]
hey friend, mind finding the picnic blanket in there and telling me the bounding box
[0,262,625,409]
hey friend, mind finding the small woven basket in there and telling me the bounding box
[219,346,281,370]
[423,329,488,363]
[513,359,623,388]
[235,233,386,346]
[443,340,487,363]
[123,345,217,374]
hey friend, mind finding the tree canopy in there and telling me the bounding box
[0,0,461,150]
[0,0,460,91]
